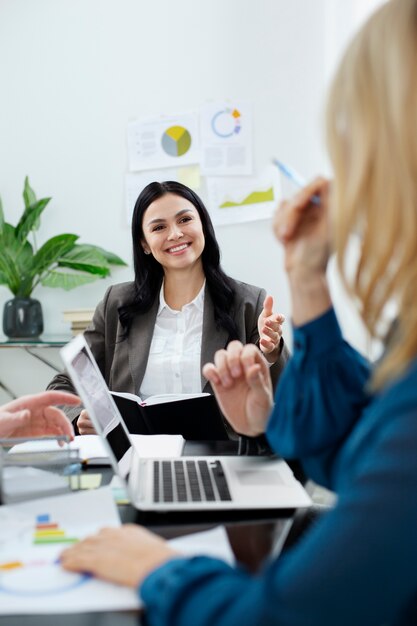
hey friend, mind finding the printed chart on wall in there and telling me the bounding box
[0,488,139,614]
[125,166,201,224]
[206,164,281,226]
[127,112,199,171]
[200,101,253,176]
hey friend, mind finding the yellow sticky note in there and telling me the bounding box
[112,487,130,505]
[70,474,102,490]
[178,165,201,190]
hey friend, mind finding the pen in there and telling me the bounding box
[272,158,321,205]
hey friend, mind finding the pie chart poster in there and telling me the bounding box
[128,112,199,171]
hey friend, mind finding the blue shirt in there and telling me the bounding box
[140,308,417,626]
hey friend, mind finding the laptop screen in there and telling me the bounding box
[61,335,134,480]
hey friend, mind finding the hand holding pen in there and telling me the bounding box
[272,159,329,242]
[272,159,321,205]
[271,159,332,324]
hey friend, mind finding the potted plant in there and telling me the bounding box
[0,177,127,339]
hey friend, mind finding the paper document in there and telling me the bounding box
[0,488,139,614]
[168,525,235,566]
[0,485,246,616]
[8,436,109,465]
[131,434,185,457]
[206,164,281,226]
[200,101,253,176]
[127,111,199,171]
[9,434,185,465]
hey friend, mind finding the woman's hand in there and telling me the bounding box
[203,341,273,437]
[77,409,96,435]
[274,177,332,326]
[257,295,285,363]
[0,391,78,440]
[274,177,331,278]
[61,525,179,588]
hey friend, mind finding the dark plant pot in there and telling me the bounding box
[3,297,44,339]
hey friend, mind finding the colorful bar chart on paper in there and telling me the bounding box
[33,514,78,545]
[0,489,139,613]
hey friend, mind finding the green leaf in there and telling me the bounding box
[15,197,51,242]
[41,269,100,290]
[0,249,22,294]
[0,195,4,236]
[23,176,37,208]
[58,260,110,276]
[88,245,127,266]
[57,244,110,276]
[60,244,107,264]
[16,278,35,298]
[32,234,78,275]
[1,222,18,248]
[0,224,35,294]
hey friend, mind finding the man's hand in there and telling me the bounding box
[0,391,79,440]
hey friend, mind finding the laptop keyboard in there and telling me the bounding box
[153,459,232,503]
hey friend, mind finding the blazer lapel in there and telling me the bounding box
[201,286,229,391]
[127,297,159,394]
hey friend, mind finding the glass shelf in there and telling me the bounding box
[0,335,71,348]
[0,336,72,398]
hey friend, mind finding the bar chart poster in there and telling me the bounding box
[200,101,253,176]
[127,111,200,171]
[206,165,281,226]
[0,489,139,614]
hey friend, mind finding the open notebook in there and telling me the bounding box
[9,434,185,466]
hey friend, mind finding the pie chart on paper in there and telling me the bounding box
[161,125,192,157]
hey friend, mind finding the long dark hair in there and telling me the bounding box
[118,181,238,340]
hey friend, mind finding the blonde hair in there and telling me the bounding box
[326,0,417,388]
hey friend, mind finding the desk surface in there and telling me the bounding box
[0,442,300,625]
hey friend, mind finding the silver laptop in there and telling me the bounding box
[61,334,311,512]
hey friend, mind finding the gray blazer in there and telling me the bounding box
[48,279,289,431]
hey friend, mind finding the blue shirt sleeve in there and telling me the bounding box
[266,308,371,488]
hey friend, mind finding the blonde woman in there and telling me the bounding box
[61,1,417,624]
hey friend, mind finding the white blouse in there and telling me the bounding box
[139,282,205,399]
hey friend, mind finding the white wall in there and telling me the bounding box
[0,0,382,397]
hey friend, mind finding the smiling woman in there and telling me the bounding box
[140,193,206,285]
[47,181,289,439]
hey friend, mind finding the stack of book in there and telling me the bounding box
[63,308,95,336]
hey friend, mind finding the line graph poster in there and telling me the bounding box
[206,165,280,226]
[200,101,253,176]
[127,111,200,171]
[0,488,139,614]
